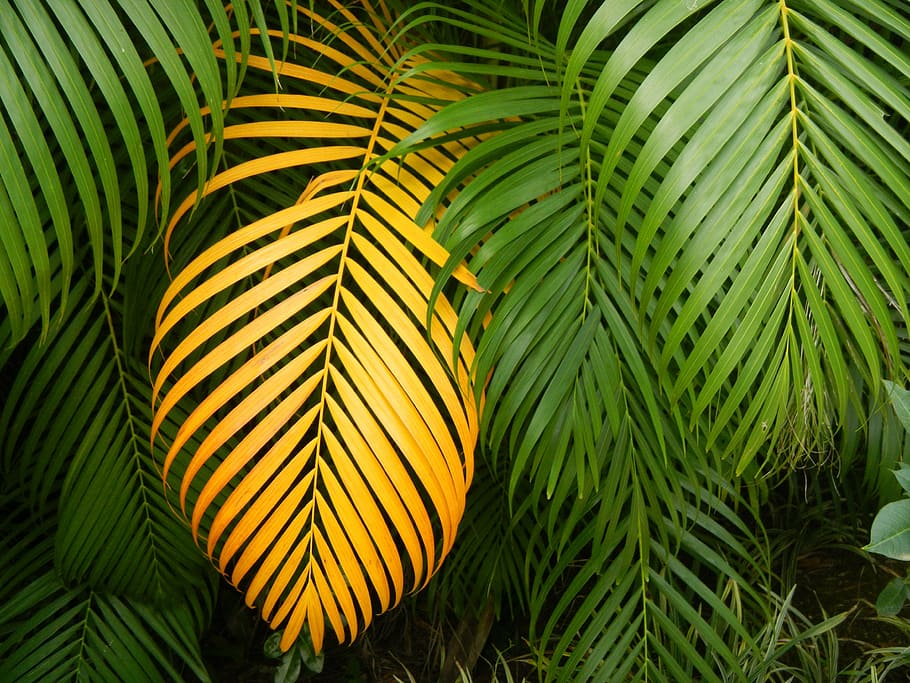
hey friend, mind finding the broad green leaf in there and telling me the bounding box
[894,464,910,495]
[875,576,910,617]
[867,498,910,560]
[885,379,910,435]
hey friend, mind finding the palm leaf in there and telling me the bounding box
[0,0,282,344]
[529,459,771,683]
[54,351,212,599]
[572,0,910,472]
[402,0,910,474]
[1,271,100,508]
[0,498,213,682]
[150,0,482,652]
[380,0,910,678]
[0,273,210,601]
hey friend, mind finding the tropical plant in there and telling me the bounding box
[149,0,485,654]
[384,0,910,679]
[0,0,279,679]
[867,381,910,619]
[1,1,910,682]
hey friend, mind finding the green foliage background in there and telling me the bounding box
[1,1,909,681]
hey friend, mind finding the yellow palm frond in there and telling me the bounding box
[149,0,481,652]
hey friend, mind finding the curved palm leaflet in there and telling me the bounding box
[150,0,481,652]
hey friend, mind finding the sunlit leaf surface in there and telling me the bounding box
[150,0,481,651]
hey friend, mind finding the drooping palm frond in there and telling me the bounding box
[386,0,910,679]
[564,0,910,473]
[406,0,910,477]
[0,498,214,682]
[511,290,772,682]
[150,0,484,653]
[0,272,209,601]
[530,509,767,682]
[1,271,104,508]
[0,0,286,344]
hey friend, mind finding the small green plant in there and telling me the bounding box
[265,627,325,683]
[392,649,532,683]
[876,574,910,618]
[730,588,844,683]
[866,381,910,617]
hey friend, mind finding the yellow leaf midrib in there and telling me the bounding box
[298,73,399,651]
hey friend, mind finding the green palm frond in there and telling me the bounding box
[2,271,101,508]
[386,0,910,679]
[528,460,770,682]
[558,0,910,472]
[55,355,211,599]
[0,499,213,682]
[151,0,483,653]
[400,0,910,473]
[427,453,543,620]
[0,0,284,344]
[0,275,209,600]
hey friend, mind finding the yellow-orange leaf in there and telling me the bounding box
[150,0,481,652]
